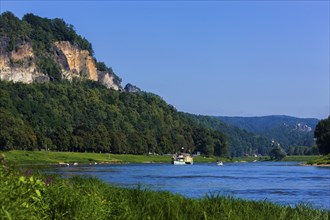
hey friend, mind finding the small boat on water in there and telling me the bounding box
[216,161,223,166]
[172,153,193,165]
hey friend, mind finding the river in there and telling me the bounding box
[51,161,330,210]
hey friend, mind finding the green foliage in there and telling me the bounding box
[0,110,36,150]
[0,80,227,156]
[187,114,272,157]
[22,13,94,55]
[269,144,287,161]
[1,11,94,55]
[287,145,319,156]
[306,154,330,165]
[0,155,111,219]
[36,56,62,81]
[0,12,31,52]
[281,155,320,162]
[0,155,48,219]
[218,116,318,149]
[96,61,109,71]
[314,116,330,155]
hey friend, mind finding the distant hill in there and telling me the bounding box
[186,114,273,157]
[216,115,319,148]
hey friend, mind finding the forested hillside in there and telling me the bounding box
[0,80,228,156]
[187,114,272,157]
[0,11,278,157]
[217,116,319,149]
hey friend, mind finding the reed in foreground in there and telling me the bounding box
[1,156,328,220]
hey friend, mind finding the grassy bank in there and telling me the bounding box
[1,150,324,166]
[1,156,328,220]
[1,150,217,165]
[306,154,330,166]
[282,155,322,162]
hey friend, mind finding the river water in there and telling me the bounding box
[51,161,330,210]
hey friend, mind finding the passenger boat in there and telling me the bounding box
[171,153,193,165]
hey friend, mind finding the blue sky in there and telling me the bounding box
[1,1,329,119]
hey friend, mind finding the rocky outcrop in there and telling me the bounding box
[124,83,141,93]
[0,37,48,83]
[0,38,122,90]
[53,41,98,81]
[98,71,121,90]
[53,41,122,90]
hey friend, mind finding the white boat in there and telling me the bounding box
[172,153,193,165]
[216,161,223,166]
[173,160,187,165]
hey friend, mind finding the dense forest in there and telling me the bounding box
[0,80,228,156]
[187,114,273,157]
[217,116,318,149]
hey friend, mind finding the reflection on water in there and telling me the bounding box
[51,162,330,210]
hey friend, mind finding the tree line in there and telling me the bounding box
[0,80,228,156]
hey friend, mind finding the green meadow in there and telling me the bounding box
[1,150,218,165]
[2,150,325,166]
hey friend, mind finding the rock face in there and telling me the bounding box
[0,38,122,90]
[124,83,141,93]
[98,72,121,91]
[53,41,98,81]
[0,37,48,83]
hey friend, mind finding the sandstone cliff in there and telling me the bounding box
[0,37,122,90]
[53,41,122,90]
[0,37,48,83]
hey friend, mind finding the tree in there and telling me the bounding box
[314,116,330,155]
[269,142,286,160]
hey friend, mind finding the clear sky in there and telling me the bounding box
[1,1,329,119]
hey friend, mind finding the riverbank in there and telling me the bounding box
[305,154,330,166]
[1,150,217,165]
[1,156,328,220]
[1,150,326,166]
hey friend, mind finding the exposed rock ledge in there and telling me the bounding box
[0,38,48,83]
[0,38,122,90]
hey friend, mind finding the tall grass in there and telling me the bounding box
[1,155,328,220]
